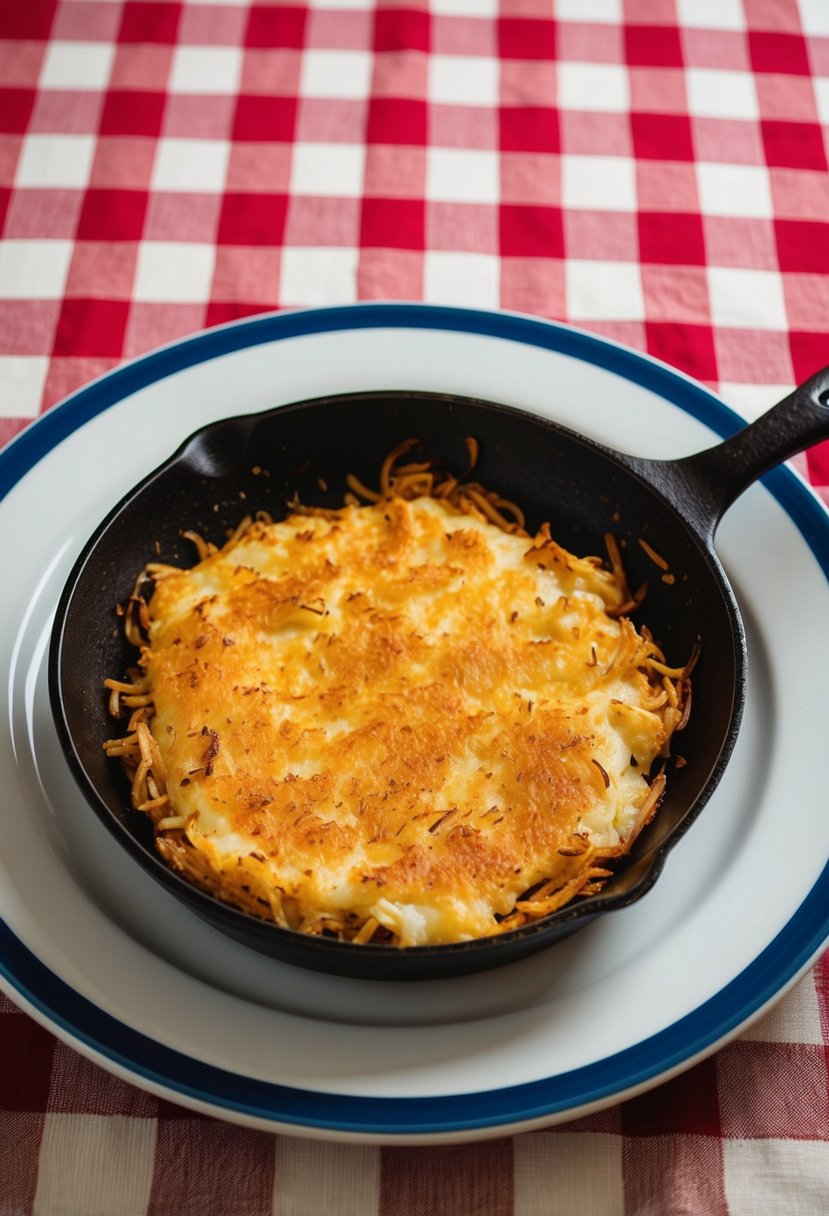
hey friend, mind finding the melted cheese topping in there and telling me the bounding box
[138,497,678,946]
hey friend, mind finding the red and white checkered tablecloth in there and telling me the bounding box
[2,1,829,1213]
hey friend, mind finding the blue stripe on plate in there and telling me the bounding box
[2,304,828,1135]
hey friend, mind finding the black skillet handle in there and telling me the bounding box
[637,365,829,541]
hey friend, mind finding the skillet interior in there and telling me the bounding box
[50,391,744,979]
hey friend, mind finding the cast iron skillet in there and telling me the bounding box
[50,369,829,980]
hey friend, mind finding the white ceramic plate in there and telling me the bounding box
[2,304,829,1144]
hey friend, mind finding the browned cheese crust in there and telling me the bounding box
[107,496,686,946]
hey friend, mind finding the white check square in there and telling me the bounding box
[426,148,498,204]
[562,155,636,212]
[555,0,623,21]
[424,252,499,309]
[34,1114,157,1216]
[677,0,745,29]
[169,46,243,95]
[300,50,373,100]
[133,242,216,303]
[741,973,824,1044]
[687,69,758,121]
[40,41,115,90]
[279,247,358,306]
[15,134,96,189]
[0,239,73,299]
[429,55,499,108]
[291,143,365,198]
[566,260,644,321]
[813,79,829,126]
[515,1134,624,1216]
[0,355,49,418]
[431,0,499,14]
[724,1140,829,1216]
[708,267,787,331]
[151,139,230,193]
[557,63,628,113]
[696,162,772,219]
[800,0,829,35]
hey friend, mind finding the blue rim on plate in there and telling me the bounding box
[2,303,828,1136]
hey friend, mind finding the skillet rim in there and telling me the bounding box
[48,383,746,977]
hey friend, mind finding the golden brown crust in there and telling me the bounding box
[107,495,684,946]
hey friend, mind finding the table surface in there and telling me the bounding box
[2,2,829,1213]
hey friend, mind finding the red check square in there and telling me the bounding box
[366,98,428,146]
[0,1,56,40]
[500,107,560,154]
[118,1,181,44]
[76,188,148,241]
[790,330,829,382]
[53,297,130,357]
[776,219,829,273]
[807,440,829,488]
[498,18,556,61]
[360,196,425,250]
[0,89,36,135]
[217,193,289,246]
[500,204,564,258]
[631,112,695,161]
[233,96,298,142]
[622,1058,721,1136]
[245,5,307,50]
[749,31,811,76]
[206,301,268,327]
[638,211,706,265]
[646,320,718,381]
[0,1011,55,1112]
[624,25,683,68]
[99,91,167,138]
[762,120,827,171]
[374,8,430,53]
